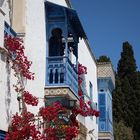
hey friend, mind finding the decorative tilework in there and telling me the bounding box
[97,62,115,87]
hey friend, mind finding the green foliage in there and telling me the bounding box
[97,55,111,62]
[113,41,140,140]
[117,42,137,79]
[113,75,124,122]
[114,121,134,140]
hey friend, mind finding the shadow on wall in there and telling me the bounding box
[5,59,12,123]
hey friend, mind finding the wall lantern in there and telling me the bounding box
[66,99,77,109]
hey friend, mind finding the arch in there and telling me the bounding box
[49,28,64,56]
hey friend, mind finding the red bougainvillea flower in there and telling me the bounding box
[23,91,38,106]
[65,126,79,140]
[87,100,92,105]
[74,63,100,118]
[39,102,66,121]
[78,90,83,96]
[5,112,41,140]
[4,35,34,80]
[78,64,87,75]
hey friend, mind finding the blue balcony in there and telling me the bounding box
[46,56,78,95]
[45,1,87,97]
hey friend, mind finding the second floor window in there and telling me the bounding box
[89,82,93,100]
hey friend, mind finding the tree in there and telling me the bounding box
[113,75,125,122]
[113,41,140,140]
[97,55,111,62]
[117,42,137,84]
[114,121,134,140]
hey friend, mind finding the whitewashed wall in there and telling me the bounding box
[78,38,98,140]
[0,0,10,47]
[0,0,10,24]
[47,0,68,7]
[0,10,4,47]
[0,0,19,131]
[24,0,46,113]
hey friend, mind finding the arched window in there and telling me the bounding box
[49,28,64,56]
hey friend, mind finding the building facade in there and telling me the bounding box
[0,0,114,140]
[97,62,115,140]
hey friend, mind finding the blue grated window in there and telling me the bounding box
[99,106,106,120]
[99,94,105,105]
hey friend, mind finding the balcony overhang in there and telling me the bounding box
[98,77,115,92]
[45,1,87,39]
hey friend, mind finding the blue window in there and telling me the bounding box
[99,94,105,105]
[99,94,106,121]
[0,130,6,140]
[89,82,93,100]
[99,106,106,120]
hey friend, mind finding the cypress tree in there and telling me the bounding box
[114,41,140,140]
[117,42,137,87]
[113,75,125,122]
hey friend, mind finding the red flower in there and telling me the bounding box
[23,91,38,106]
[78,90,83,96]
[4,35,34,80]
[87,100,92,105]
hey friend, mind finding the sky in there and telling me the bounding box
[71,0,140,70]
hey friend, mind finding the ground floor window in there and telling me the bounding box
[0,130,6,140]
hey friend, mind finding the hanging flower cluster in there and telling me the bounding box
[3,36,41,139]
[39,102,79,140]
[5,112,41,140]
[23,91,38,106]
[4,35,34,80]
[78,64,87,85]
[39,102,66,121]
[4,35,37,107]
[71,63,100,117]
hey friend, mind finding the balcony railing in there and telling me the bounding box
[46,56,78,95]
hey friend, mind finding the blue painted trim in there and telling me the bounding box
[45,1,87,39]
[98,89,113,134]
[4,22,16,37]
[0,130,6,139]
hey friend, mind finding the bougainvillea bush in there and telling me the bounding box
[0,35,99,140]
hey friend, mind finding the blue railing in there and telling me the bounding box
[46,56,78,95]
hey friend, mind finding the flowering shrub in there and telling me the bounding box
[5,112,41,140]
[39,102,66,121]
[1,36,99,140]
[71,63,100,117]
[40,102,78,139]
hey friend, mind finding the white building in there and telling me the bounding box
[78,39,98,140]
[0,0,99,139]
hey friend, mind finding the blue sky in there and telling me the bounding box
[71,0,140,70]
